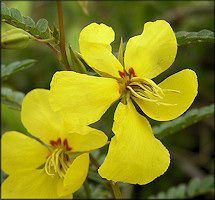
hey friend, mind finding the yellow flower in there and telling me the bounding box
[1,89,107,198]
[49,20,198,184]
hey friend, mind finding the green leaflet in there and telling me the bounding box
[1,3,51,39]
[1,87,25,110]
[36,18,48,32]
[10,7,23,22]
[1,59,37,81]
[176,30,214,46]
[153,104,214,140]
[23,16,35,27]
[147,175,214,199]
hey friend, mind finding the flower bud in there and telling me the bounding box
[1,29,31,49]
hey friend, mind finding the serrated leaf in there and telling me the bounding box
[1,3,11,16]
[187,178,201,196]
[23,16,35,27]
[153,104,214,139]
[198,175,214,194]
[36,18,48,32]
[176,30,214,46]
[1,59,37,81]
[10,7,23,22]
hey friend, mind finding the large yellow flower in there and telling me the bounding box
[49,20,198,184]
[1,89,107,198]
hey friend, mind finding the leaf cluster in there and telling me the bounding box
[153,104,214,139]
[148,175,214,199]
[1,3,59,42]
[176,30,215,46]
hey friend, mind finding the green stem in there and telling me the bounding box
[56,0,71,71]
[83,179,92,199]
[89,154,122,199]
[110,181,122,199]
[46,43,61,59]
[33,37,55,43]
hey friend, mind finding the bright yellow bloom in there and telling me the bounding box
[1,89,107,198]
[50,20,198,184]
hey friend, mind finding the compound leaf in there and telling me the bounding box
[153,104,214,139]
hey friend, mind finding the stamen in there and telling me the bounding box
[128,68,136,78]
[44,139,73,178]
[130,82,164,99]
[45,156,55,177]
[55,148,63,172]
[156,102,177,106]
[126,76,179,107]
[162,88,180,93]
[127,86,158,102]
[131,77,165,97]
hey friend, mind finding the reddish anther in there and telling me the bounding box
[118,70,126,79]
[128,68,136,77]
[63,139,72,151]
[50,138,62,147]
[50,138,72,151]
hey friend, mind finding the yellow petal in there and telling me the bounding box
[1,169,71,199]
[79,23,124,78]
[50,71,121,125]
[124,20,177,79]
[62,125,108,153]
[59,153,89,196]
[21,89,61,145]
[134,69,198,121]
[2,131,49,174]
[98,101,170,184]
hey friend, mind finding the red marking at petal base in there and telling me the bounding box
[118,70,126,79]
[128,68,136,77]
[50,138,61,147]
[63,139,72,151]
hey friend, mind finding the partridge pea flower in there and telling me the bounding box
[1,89,107,199]
[50,20,198,184]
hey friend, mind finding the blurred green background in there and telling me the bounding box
[1,1,214,199]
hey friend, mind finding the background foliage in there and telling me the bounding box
[1,1,214,199]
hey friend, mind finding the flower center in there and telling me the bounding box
[118,68,180,105]
[123,76,179,106]
[45,138,73,178]
[127,76,164,102]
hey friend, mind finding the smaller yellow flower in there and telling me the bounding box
[1,89,107,199]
